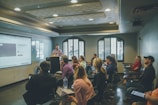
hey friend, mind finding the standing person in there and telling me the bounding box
[23,61,57,105]
[52,44,63,57]
[93,58,108,102]
[68,66,95,105]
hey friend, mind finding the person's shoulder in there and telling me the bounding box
[74,79,84,85]
[63,63,71,68]
[152,88,158,96]
[31,74,39,79]
[148,64,155,70]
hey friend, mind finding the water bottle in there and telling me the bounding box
[63,77,68,89]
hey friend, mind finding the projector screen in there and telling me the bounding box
[0,34,31,68]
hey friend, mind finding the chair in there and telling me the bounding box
[87,94,96,105]
[123,63,142,82]
[23,90,55,105]
[36,94,54,105]
[68,74,74,88]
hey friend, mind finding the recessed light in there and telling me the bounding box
[71,0,78,3]
[89,18,94,21]
[105,8,111,12]
[53,14,58,17]
[49,22,54,24]
[37,5,40,8]
[109,22,114,24]
[45,23,49,26]
[14,7,21,11]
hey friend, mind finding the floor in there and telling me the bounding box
[0,80,131,105]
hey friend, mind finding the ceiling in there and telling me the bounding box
[0,0,158,37]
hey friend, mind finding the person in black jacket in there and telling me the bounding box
[106,56,116,83]
[93,58,108,102]
[126,56,155,101]
[23,61,57,105]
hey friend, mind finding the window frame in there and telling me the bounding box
[97,36,124,62]
[62,37,85,60]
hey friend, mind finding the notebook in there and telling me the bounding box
[131,90,145,98]
[56,87,74,97]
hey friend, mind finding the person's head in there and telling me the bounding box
[135,56,141,62]
[55,44,59,50]
[110,54,117,64]
[93,57,107,76]
[40,61,50,73]
[72,56,77,61]
[74,65,87,80]
[79,55,85,61]
[144,56,155,65]
[93,58,102,71]
[93,53,97,58]
[106,56,113,64]
[61,55,69,64]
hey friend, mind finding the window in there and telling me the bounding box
[32,40,44,60]
[63,38,85,59]
[98,37,124,61]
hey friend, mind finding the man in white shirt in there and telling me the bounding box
[52,44,63,57]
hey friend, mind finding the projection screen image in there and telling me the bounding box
[0,34,31,68]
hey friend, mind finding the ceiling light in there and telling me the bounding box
[109,22,114,24]
[71,0,78,3]
[49,22,54,24]
[89,18,94,21]
[53,14,58,17]
[105,8,111,12]
[37,5,40,8]
[45,23,49,26]
[14,7,21,11]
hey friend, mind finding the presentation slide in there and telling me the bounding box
[0,34,31,68]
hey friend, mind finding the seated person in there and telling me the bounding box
[93,57,108,102]
[79,55,87,69]
[85,53,97,74]
[131,56,142,71]
[60,55,74,87]
[91,53,97,66]
[132,88,158,105]
[71,56,79,70]
[126,56,155,101]
[23,61,57,105]
[68,66,95,105]
[123,56,142,84]
[105,56,116,83]
[110,54,118,72]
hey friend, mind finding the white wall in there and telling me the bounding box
[0,34,53,87]
[138,14,158,86]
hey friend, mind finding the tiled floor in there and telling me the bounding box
[0,80,131,105]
